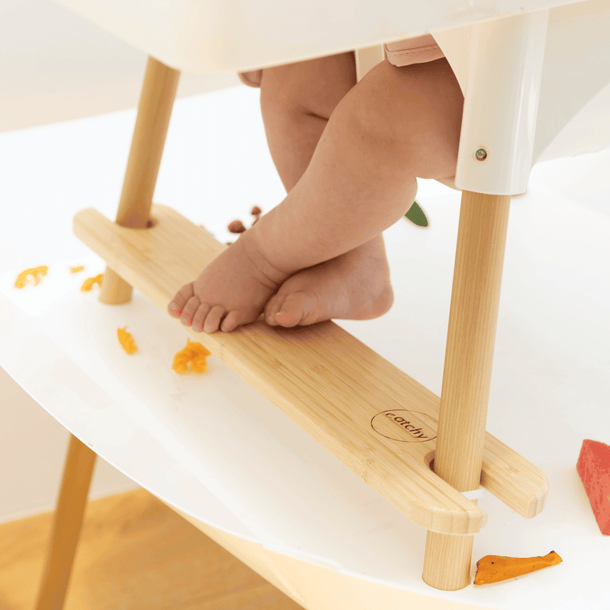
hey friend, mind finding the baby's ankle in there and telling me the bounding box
[237,226,292,287]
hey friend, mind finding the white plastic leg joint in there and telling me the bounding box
[455,10,550,195]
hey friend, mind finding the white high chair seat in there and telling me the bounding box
[54,0,610,175]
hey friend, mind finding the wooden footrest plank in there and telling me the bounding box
[73,204,548,536]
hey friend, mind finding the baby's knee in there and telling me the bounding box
[346,61,420,139]
[260,52,356,120]
[347,58,464,179]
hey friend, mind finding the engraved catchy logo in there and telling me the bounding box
[370,409,438,443]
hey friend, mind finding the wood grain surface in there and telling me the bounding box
[73,203,548,536]
[0,488,302,610]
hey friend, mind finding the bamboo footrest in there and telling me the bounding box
[73,203,548,536]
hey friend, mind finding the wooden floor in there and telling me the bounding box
[0,488,304,610]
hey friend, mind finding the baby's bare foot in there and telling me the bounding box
[264,237,394,328]
[167,231,289,333]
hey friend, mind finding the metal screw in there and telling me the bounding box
[475,148,488,161]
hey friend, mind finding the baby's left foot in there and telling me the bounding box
[167,230,289,333]
[265,236,394,327]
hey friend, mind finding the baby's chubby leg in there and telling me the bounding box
[258,53,395,327]
[168,52,369,333]
[259,52,357,192]
[168,57,463,333]
[253,57,463,273]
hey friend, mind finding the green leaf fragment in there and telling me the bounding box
[405,201,428,227]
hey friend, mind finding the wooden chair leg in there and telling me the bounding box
[34,434,97,610]
[99,56,180,306]
[422,190,512,590]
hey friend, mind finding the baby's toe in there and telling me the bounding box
[274,292,312,327]
[180,296,200,326]
[265,296,281,326]
[168,283,194,317]
[191,303,212,332]
[220,311,240,332]
[203,305,227,334]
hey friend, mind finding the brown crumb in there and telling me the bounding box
[228,220,246,233]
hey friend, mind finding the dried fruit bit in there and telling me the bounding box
[172,338,211,373]
[70,266,85,273]
[474,551,562,585]
[251,206,262,227]
[576,439,610,535]
[14,266,49,288]
[80,273,103,292]
[228,220,246,233]
[118,326,137,354]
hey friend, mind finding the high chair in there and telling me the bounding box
[25,0,610,607]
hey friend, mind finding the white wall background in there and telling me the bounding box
[0,0,241,525]
[0,0,240,133]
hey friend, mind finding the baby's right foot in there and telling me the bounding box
[264,235,394,327]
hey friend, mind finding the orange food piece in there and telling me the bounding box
[14,265,49,288]
[172,338,211,373]
[118,327,137,354]
[80,273,103,291]
[70,266,85,273]
[474,551,562,585]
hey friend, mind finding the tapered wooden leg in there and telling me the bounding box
[34,434,97,610]
[99,56,180,305]
[422,190,511,590]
